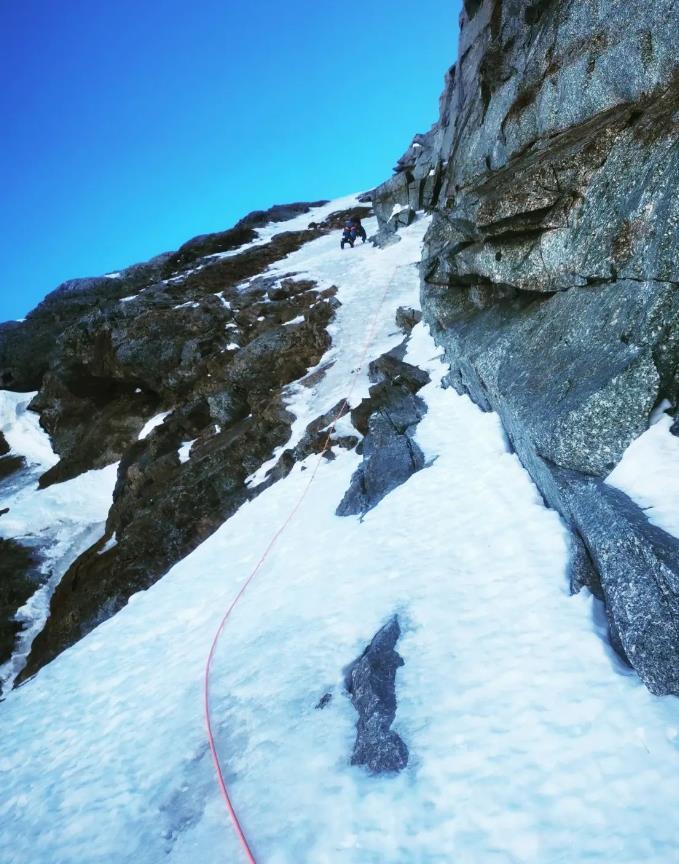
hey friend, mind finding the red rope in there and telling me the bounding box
[204,265,399,862]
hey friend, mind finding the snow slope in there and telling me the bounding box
[0,392,118,692]
[606,413,679,541]
[2,202,679,863]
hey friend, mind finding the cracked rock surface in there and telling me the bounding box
[372,0,679,694]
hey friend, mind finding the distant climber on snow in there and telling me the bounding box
[341,216,367,249]
[341,220,358,249]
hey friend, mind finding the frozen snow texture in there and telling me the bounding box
[1,201,679,863]
[138,411,171,440]
[606,414,679,540]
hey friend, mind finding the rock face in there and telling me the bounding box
[372,1,679,694]
[344,616,409,774]
[0,201,372,681]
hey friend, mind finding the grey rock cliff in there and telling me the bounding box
[373,0,679,694]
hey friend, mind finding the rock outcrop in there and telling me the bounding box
[0,201,371,680]
[372,0,679,694]
[344,616,409,774]
[337,336,429,517]
[0,539,40,667]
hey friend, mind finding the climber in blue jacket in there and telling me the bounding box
[341,221,358,249]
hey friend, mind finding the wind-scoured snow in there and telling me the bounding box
[1,202,679,864]
[607,413,679,540]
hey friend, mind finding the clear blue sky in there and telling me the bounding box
[0,1,460,322]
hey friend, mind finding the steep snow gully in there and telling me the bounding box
[2,203,679,863]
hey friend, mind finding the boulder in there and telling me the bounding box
[337,343,429,517]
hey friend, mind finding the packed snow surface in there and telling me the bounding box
[2,199,679,863]
[607,413,679,540]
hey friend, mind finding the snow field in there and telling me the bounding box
[1,199,679,863]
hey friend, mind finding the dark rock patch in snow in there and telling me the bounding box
[315,692,332,710]
[344,616,408,775]
[395,306,422,335]
[337,343,429,517]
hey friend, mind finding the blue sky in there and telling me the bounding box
[0,1,460,322]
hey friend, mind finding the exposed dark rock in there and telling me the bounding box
[337,344,429,517]
[161,200,329,276]
[0,432,9,457]
[20,277,339,681]
[0,539,40,671]
[0,259,172,392]
[237,201,329,229]
[313,205,373,230]
[395,307,422,335]
[344,616,408,774]
[0,455,26,481]
[371,0,679,693]
[315,692,332,710]
[19,229,329,489]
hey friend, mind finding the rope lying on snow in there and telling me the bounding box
[204,263,405,862]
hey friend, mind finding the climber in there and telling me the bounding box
[341,220,358,249]
[351,216,367,243]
